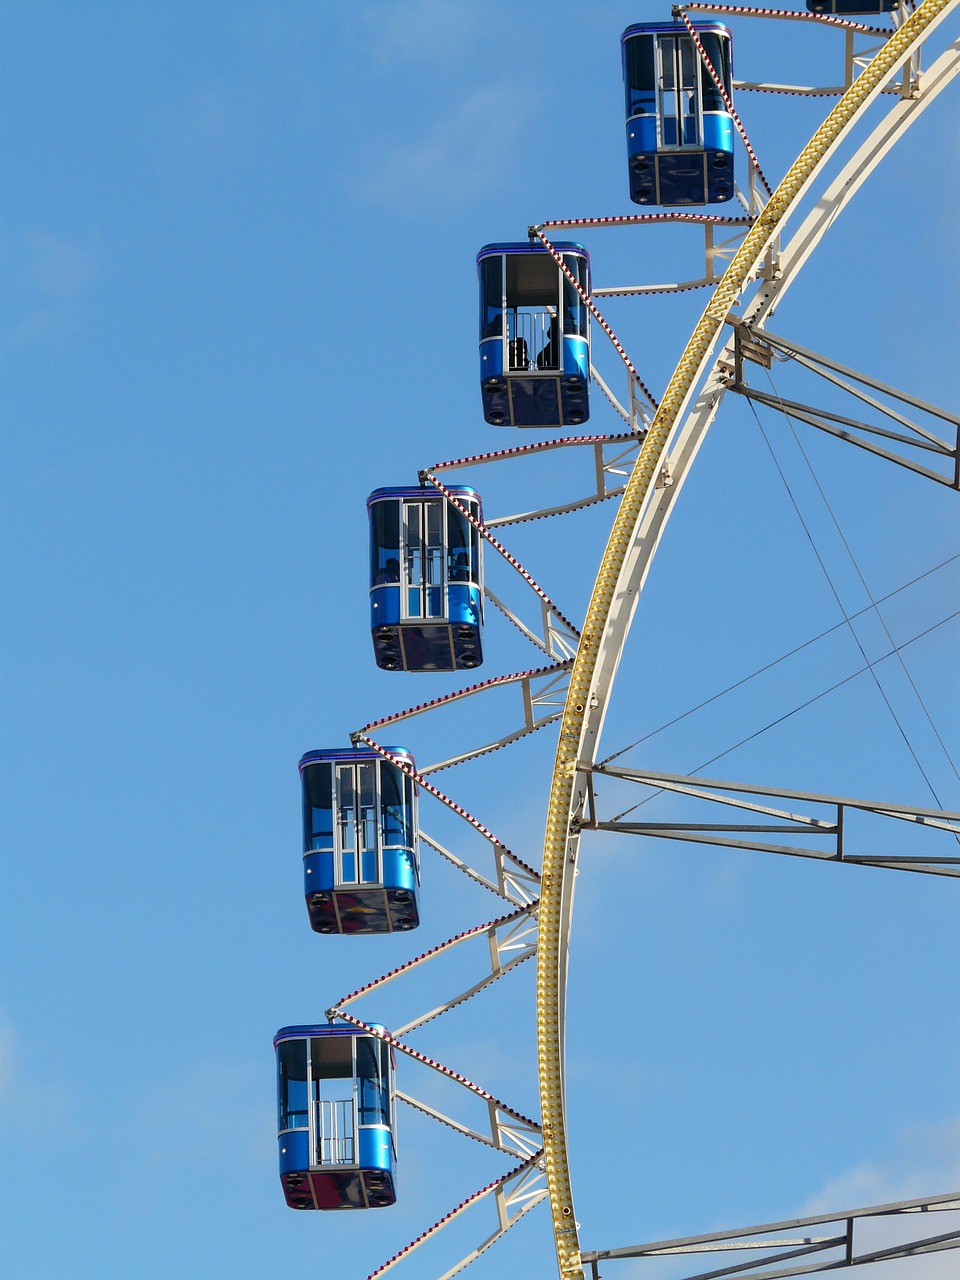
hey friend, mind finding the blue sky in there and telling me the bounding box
[2,2,958,1278]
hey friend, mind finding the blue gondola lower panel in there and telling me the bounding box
[368,486,483,672]
[478,242,590,428]
[275,1025,397,1210]
[622,22,735,206]
[300,747,419,934]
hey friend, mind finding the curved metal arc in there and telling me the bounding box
[533,4,959,1277]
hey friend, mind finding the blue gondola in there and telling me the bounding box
[478,241,590,428]
[621,21,735,206]
[806,0,897,10]
[299,747,419,934]
[368,486,483,672]
[275,1024,397,1210]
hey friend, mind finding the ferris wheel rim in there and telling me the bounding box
[533,4,960,1277]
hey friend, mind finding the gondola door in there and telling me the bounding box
[310,1034,356,1171]
[334,759,380,888]
[402,497,444,623]
[657,32,701,150]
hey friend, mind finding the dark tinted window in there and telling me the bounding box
[379,763,407,847]
[370,499,401,585]
[562,255,588,337]
[356,1038,389,1126]
[479,256,503,340]
[699,33,730,111]
[302,761,333,850]
[278,1039,308,1131]
[624,35,656,116]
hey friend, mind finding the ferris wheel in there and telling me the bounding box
[275,3,960,1277]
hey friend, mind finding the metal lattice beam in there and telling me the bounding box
[581,1193,960,1279]
[581,766,960,876]
[727,324,960,488]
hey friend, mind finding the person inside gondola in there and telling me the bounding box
[537,320,559,370]
[376,557,400,584]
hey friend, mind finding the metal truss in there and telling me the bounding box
[434,1158,548,1279]
[417,663,573,772]
[431,433,645,526]
[589,364,651,433]
[421,829,541,907]
[437,1158,548,1278]
[581,1192,960,1279]
[483,585,579,662]
[325,915,548,1280]
[328,907,538,1040]
[398,1089,542,1162]
[368,1152,548,1280]
[390,911,538,1038]
[725,324,960,488]
[591,215,758,297]
[356,662,572,774]
[685,3,918,96]
[580,765,960,876]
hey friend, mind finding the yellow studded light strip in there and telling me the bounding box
[534,3,956,1277]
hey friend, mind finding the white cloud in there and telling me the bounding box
[359,83,547,215]
[800,1118,960,1216]
[356,0,479,67]
[0,1010,18,1103]
[0,1010,75,1131]
[10,231,101,345]
[139,1053,270,1166]
[27,231,99,298]
[793,1121,960,1280]
[590,1122,960,1280]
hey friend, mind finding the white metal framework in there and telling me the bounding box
[534,6,960,1275]
[304,4,960,1277]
